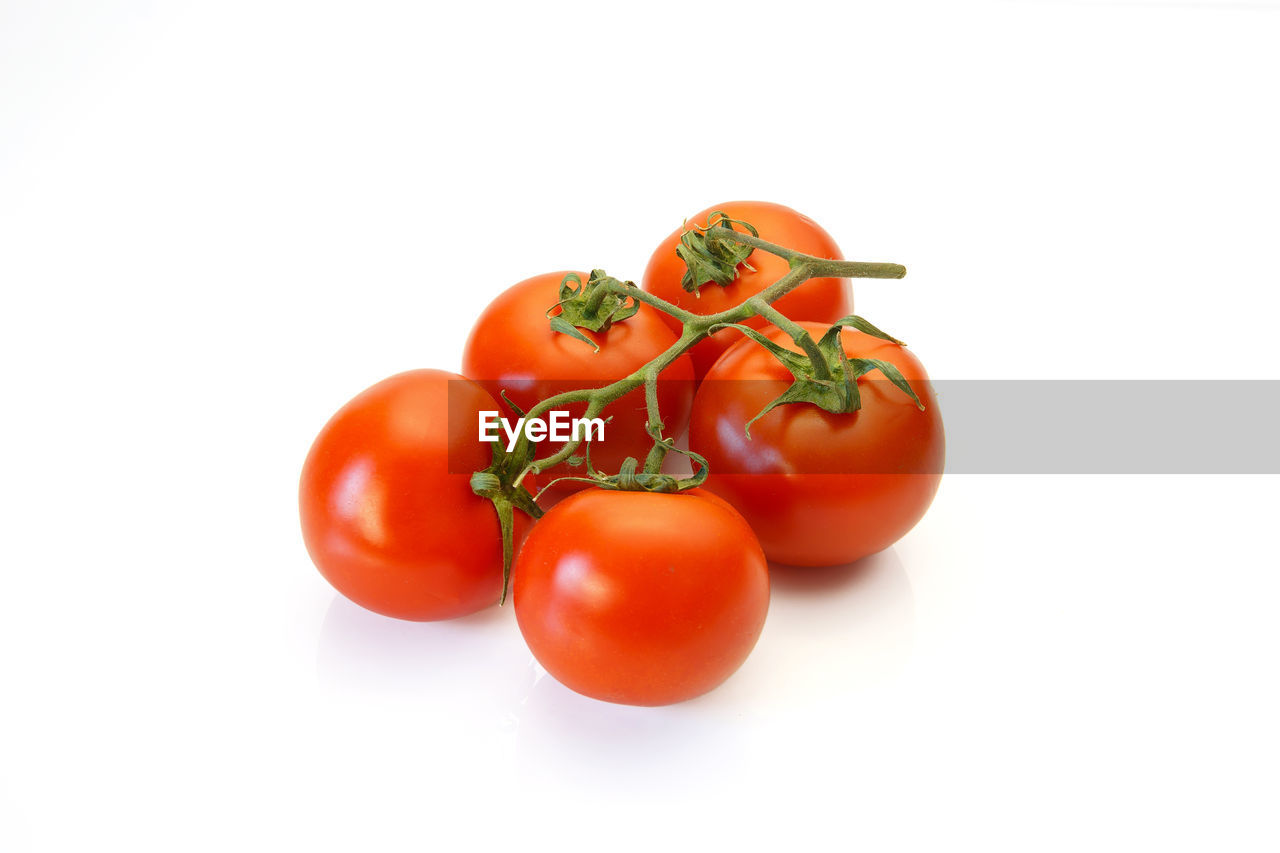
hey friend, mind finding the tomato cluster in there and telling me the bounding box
[300,201,943,706]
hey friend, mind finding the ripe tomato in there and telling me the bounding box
[642,201,851,379]
[299,369,532,621]
[462,271,695,482]
[513,488,770,706]
[689,323,944,566]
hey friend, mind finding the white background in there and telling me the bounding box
[2,1,1278,850]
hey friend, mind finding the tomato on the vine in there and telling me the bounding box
[642,201,852,379]
[513,488,770,706]
[299,369,532,621]
[463,271,695,482]
[688,323,944,567]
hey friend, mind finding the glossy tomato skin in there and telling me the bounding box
[299,369,530,621]
[513,488,769,706]
[462,271,695,482]
[689,323,944,567]
[642,201,852,379]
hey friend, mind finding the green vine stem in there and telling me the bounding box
[641,370,668,475]
[475,222,907,601]
[507,256,905,490]
[749,299,832,382]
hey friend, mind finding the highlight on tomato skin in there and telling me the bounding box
[511,488,770,707]
[689,323,945,567]
[642,201,852,380]
[299,369,532,621]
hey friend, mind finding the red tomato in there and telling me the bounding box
[513,488,770,706]
[689,323,944,566]
[299,369,532,621]
[642,201,851,379]
[462,271,695,483]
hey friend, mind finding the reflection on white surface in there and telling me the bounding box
[317,547,915,712]
[317,594,520,686]
[510,660,750,794]
[295,477,1280,848]
[0,781,30,853]
[314,544,917,800]
[756,549,915,698]
[499,548,916,793]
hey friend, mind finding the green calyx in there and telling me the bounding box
[600,453,707,493]
[536,427,710,497]
[711,314,925,437]
[546,270,640,352]
[676,212,759,294]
